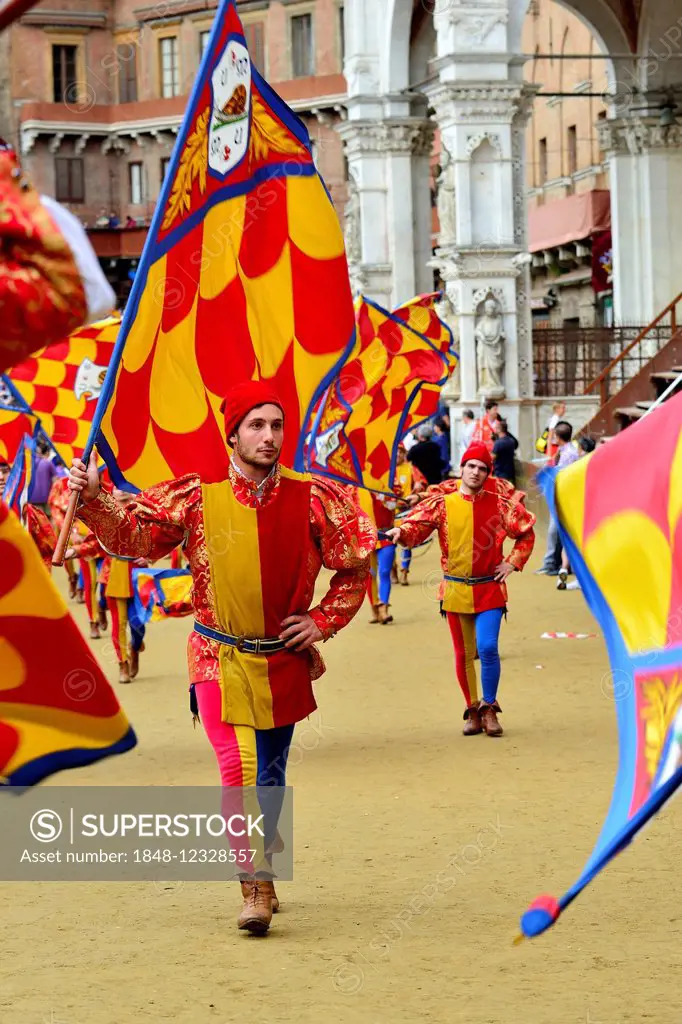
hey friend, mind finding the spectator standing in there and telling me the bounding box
[472,399,499,452]
[433,418,451,477]
[546,401,567,460]
[30,441,58,517]
[492,418,518,486]
[407,423,445,485]
[459,409,476,463]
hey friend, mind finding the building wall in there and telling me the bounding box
[11,0,349,230]
[522,0,609,203]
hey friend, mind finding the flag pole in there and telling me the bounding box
[52,490,79,567]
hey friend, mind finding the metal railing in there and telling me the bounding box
[532,325,664,398]
[584,292,682,404]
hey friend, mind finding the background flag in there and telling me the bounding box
[0,501,136,786]
[87,0,355,491]
[131,567,193,624]
[520,396,682,939]
[0,315,119,467]
[305,295,457,495]
[3,426,40,517]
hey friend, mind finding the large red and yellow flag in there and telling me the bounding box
[0,501,136,785]
[1,315,119,466]
[87,0,354,488]
[520,394,682,939]
[305,295,457,495]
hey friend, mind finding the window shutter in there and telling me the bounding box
[71,159,85,203]
[54,157,69,201]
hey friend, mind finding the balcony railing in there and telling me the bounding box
[532,324,672,399]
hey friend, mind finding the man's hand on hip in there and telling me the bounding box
[279,613,324,651]
[384,527,401,545]
[69,450,100,503]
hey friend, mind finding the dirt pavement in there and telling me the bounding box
[1,534,679,1024]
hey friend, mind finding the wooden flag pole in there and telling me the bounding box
[52,489,80,567]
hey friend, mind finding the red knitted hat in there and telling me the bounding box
[220,381,284,446]
[460,441,492,471]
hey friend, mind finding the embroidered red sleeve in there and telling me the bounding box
[77,475,198,561]
[397,495,443,548]
[502,500,536,571]
[25,505,56,568]
[0,149,86,372]
[75,531,106,560]
[307,479,375,639]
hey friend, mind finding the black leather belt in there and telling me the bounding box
[443,574,498,585]
[193,621,287,654]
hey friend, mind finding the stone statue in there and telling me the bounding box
[435,144,456,245]
[475,296,506,396]
[344,173,361,264]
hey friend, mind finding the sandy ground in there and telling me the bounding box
[0,528,679,1024]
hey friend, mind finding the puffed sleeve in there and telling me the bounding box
[307,478,376,639]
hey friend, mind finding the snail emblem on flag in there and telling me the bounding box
[74,358,108,401]
[209,39,251,175]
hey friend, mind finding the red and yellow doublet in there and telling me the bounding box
[78,461,375,729]
[398,488,536,613]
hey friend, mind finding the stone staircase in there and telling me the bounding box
[580,292,682,439]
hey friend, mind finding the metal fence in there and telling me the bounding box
[532,324,673,398]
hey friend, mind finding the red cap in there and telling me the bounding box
[461,442,492,471]
[220,381,284,446]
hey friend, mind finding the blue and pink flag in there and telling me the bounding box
[520,395,682,938]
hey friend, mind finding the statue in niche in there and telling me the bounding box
[343,172,361,264]
[475,296,506,397]
[434,144,456,245]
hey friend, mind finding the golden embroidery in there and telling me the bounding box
[640,673,682,779]
[162,108,210,231]
[248,93,306,165]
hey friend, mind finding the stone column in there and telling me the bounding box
[338,117,435,307]
[425,81,535,449]
[598,116,682,325]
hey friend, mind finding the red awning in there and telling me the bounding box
[528,190,611,253]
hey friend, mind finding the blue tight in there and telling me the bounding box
[446,606,505,706]
[376,544,396,604]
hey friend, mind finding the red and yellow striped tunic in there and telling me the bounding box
[398,487,536,614]
[78,461,375,729]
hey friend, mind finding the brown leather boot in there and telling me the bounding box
[378,603,393,624]
[89,621,101,640]
[68,575,78,600]
[118,660,131,684]
[480,702,503,737]
[390,564,399,584]
[369,604,380,624]
[398,568,409,586]
[76,587,85,604]
[462,703,483,736]
[98,606,108,631]
[129,648,140,680]
[237,879,274,933]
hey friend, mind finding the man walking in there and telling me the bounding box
[386,443,535,737]
[68,381,374,935]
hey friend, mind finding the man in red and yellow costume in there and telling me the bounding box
[387,442,535,738]
[68,380,374,935]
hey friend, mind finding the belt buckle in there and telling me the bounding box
[235,635,248,653]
